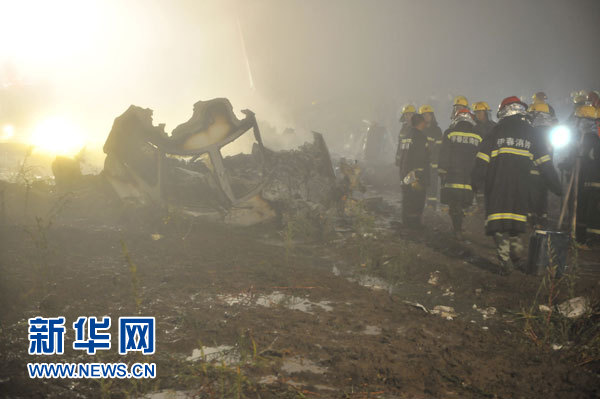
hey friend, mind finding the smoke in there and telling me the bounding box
[0,0,598,165]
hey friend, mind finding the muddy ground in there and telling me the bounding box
[0,179,599,399]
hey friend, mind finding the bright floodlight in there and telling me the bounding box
[549,125,571,149]
[29,117,86,157]
[2,125,15,140]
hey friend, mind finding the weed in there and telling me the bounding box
[121,240,142,313]
[516,236,582,347]
[345,199,376,269]
[23,194,71,296]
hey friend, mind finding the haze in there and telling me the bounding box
[0,0,598,159]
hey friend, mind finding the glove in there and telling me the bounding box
[403,171,416,185]
[411,180,424,190]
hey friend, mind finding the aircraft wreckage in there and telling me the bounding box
[102,98,340,225]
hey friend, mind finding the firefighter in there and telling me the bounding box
[528,103,558,228]
[396,113,430,228]
[567,91,589,124]
[584,108,600,245]
[472,101,496,140]
[395,104,416,171]
[563,105,600,247]
[419,104,443,208]
[531,91,556,117]
[472,96,561,275]
[398,104,416,140]
[438,108,480,240]
[451,95,469,119]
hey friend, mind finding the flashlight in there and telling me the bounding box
[549,125,571,149]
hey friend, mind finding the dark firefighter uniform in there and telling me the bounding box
[528,103,556,228]
[420,105,443,208]
[438,111,481,237]
[563,106,600,244]
[472,97,561,273]
[475,119,496,140]
[583,125,600,240]
[396,119,430,227]
[397,104,416,145]
[473,100,496,140]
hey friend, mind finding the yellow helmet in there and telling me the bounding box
[472,101,490,111]
[575,105,597,119]
[419,104,434,114]
[453,95,468,107]
[528,102,550,114]
[402,104,416,114]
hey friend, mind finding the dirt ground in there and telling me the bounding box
[0,179,599,398]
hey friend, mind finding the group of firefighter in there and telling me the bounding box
[394,91,600,275]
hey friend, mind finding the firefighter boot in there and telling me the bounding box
[494,232,515,275]
[450,206,464,241]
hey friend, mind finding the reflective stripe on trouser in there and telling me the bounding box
[493,232,523,263]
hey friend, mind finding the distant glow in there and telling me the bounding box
[0,1,102,72]
[2,125,15,140]
[549,125,571,149]
[29,117,86,156]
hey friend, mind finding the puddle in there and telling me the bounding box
[140,391,194,399]
[218,292,253,306]
[218,291,332,314]
[258,375,278,384]
[256,292,333,314]
[186,345,240,364]
[362,325,381,335]
[314,384,336,391]
[281,356,327,374]
[349,275,393,293]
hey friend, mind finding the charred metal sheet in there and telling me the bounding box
[102,98,338,226]
[103,98,273,224]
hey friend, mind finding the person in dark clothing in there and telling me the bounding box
[397,104,416,142]
[438,108,481,240]
[419,104,443,208]
[531,92,556,118]
[396,113,430,228]
[528,102,558,228]
[472,101,496,140]
[451,95,469,119]
[472,96,562,275]
[582,115,600,246]
[561,105,600,247]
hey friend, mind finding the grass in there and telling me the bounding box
[515,236,593,349]
[120,239,142,314]
[23,193,71,298]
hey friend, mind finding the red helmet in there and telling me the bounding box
[500,96,528,110]
[454,108,473,117]
[452,107,476,125]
